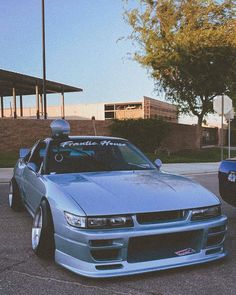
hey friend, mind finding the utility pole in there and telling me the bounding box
[221,94,224,161]
[42,0,47,119]
[228,118,231,159]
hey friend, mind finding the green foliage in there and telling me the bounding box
[110,118,170,152]
[125,0,236,125]
[1,148,236,167]
[0,152,18,168]
[146,147,236,163]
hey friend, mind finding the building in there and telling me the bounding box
[103,96,177,122]
[2,96,178,122]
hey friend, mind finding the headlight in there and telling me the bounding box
[64,212,133,229]
[64,212,86,228]
[228,171,236,182]
[191,205,221,221]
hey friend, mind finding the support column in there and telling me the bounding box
[10,102,12,117]
[13,87,17,119]
[42,0,47,119]
[1,96,4,118]
[36,85,40,119]
[61,92,65,119]
[40,94,43,116]
[20,95,23,117]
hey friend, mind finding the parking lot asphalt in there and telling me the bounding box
[0,173,235,295]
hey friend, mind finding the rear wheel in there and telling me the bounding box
[9,179,24,211]
[32,200,55,259]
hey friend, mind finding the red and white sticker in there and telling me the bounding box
[175,248,196,256]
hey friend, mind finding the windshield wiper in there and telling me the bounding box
[128,163,152,170]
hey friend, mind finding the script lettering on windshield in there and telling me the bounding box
[60,140,127,148]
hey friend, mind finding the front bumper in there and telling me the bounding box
[54,215,227,278]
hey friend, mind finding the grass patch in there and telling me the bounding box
[146,148,236,163]
[0,148,235,168]
[0,152,18,168]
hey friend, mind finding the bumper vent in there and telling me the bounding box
[96,264,123,270]
[127,230,202,263]
[206,225,226,248]
[137,210,186,224]
[91,249,120,261]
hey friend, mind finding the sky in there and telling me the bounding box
[0,0,224,126]
[0,0,159,107]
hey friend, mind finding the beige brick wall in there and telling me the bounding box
[162,123,200,152]
[0,119,200,154]
[0,119,111,153]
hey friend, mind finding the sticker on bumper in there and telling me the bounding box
[175,248,196,256]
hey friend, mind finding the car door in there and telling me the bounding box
[22,141,47,214]
[15,141,39,201]
[14,152,30,197]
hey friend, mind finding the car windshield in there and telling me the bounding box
[47,138,156,174]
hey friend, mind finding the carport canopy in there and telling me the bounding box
[0,69,83,119]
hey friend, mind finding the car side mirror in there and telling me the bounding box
[27,162,38,173]
[19,148,30,159]
[154,159,162,170]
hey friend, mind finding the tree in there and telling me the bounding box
[125,0,236,126]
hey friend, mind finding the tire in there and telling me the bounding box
[219,182,236,207]
[9,178,24,211]
[31,200,55,259]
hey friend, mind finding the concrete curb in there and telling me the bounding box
[0,168,13,183]
[162,162,220,176]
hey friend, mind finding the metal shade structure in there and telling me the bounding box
[0,69,83,119]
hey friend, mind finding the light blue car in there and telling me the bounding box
[9,119,227,278]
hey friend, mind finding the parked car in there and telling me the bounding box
[219,158,236,206]
[9,119,227,278]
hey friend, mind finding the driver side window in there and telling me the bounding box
[28,142,47,172]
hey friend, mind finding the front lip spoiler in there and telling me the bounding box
[55,249,226,278]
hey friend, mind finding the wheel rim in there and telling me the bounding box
[9,182,13,207]
[32,207,43,250]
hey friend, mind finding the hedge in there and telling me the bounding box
[110,118,170,153]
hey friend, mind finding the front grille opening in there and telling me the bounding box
[137,210,185,224]
[206,247,223,255]
[91,249,120,261]
[128,230,202,263]
[96,264,123,270]
[207,233,225,247]
[90,239,113,247]
[208,225,226,234]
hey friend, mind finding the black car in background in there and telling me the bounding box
[219,158,236,206]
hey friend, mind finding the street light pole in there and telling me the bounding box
[228,118,231,159]
[221,94,224,161]
[42,0,47,119]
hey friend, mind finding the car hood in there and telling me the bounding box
[46,170,219,216]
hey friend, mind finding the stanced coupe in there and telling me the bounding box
[9,119,227,278]
[219,158,236,206]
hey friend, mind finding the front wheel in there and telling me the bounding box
[9,179,24,211]
[32,200,55,259]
